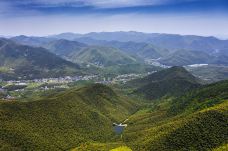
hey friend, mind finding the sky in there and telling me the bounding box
[0,0,228,38]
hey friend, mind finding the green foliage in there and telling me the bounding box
[128,66,201,99]
[124,102,228,151]
[169,80,228,115]
[123,80,228,151]
[70,46,138,66]
[103,64,161,75]
[0,84,138,150]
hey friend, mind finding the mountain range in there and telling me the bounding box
[0,38,81,80]
[10,32,228,67]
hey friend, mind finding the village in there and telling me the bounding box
[0,72,155,101]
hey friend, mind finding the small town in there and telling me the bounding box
[0,72,155,100]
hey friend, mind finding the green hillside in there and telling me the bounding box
[45,39,87,57]
[159,49,212,66]
[0,39,81,80]
[169,80,228,115]
[76,38,169,59]
[159,49,228,66]
[128,66,201,99]
[70,46,138,66]
[124,80,228,151]
[186,64,228,83]
[0,84,138,150]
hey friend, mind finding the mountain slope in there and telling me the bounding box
[73,32,228,53]
[0,84,138,150]
[159,49,228,66]
[11,35,53,47]
[169,80,228,115]
[70,46,138,66]
[124,80,228,151]
[0,39,81,80]
[76,38,169,59]
[44,39,87,57]
[128,66,201,99]
[159,50,212,66]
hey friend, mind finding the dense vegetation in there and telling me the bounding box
[0,84,138,150]
[1,31,228,150]
[70,46,138,66]
[169,80,228,115]
[128,66,201,99]
[123,80,228,151]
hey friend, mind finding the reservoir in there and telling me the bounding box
[113,123,127,134]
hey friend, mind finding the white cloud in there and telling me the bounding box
[4,0,190,8]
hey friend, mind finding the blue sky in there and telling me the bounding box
[0,0,228,38]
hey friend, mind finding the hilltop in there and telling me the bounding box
[128,66,201,99]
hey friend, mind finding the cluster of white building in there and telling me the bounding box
[5,75,98,85]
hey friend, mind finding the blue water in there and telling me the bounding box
[114,125,125,134]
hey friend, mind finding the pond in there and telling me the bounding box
[114,125,125,134]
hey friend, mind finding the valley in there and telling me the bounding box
[0,32,228,151]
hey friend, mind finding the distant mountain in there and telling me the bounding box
[0,39,81,80]
[77,32,228,53]
[13,32,228,54]
[0,84,137,150]
[77,37,169,59]
[159,49,228,66]
[44,39,87,57]
[186,64,228,83]
[49,32,83,40]
[11,32,228,63]
[70,46,138,66]
[51,32,228,61]
[11,35,54,47]
[159,50,212,66]
[128,66,201,99]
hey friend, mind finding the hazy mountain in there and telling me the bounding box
[159,50,212,66]
[79,32,228,53]
[44,39,87,57]
[0,39,81,80]
[128,66,201,99]
[77,37,169,59]
[13,32,228,55]
[186,64,228,83]
[11,32,228,64]
[69,46,138,66]
[159,49,228,66]
[49,32,83,40]
[11,35,54,47]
